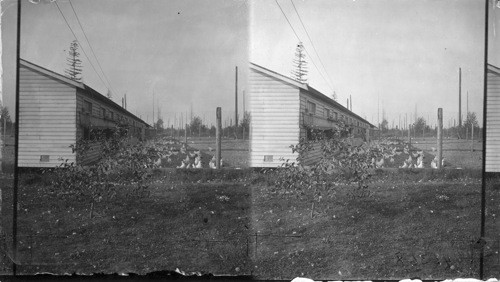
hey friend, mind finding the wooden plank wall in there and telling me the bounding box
[486,70,500,172]
[298,90,369,165]
[249,68,300,167]
[18,66,77,167]
[76,90,146,141]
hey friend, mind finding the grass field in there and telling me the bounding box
[0,135,498,278]
[2,169,253,275]
[1,167,498,279]
[251,169,492,279]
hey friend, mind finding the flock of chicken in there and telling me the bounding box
[150,139,222,169]
[370,144,444,169]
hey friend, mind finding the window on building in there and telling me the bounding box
[306,101,316,115]
[334,112,338,120]
[102,107,106,119]
[109,111,114,120]
[83,100,92,114]
[325,108,330,119]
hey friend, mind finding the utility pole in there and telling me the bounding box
[459,67,462,127]
[216,107,222,169]
[350,94,352,111]
[235,66,238,127]
[152,90,155,128]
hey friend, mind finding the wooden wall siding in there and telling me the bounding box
[19,66,77,167]
[249,68,300,167]
[79,142,102,166]
[75,89,147,142]
[486,70,500,172]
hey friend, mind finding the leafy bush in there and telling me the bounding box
[272,122,398,217]
[50,126,159,218]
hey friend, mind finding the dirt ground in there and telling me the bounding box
[251,169,492,280]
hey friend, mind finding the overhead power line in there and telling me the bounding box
[274,0,334,94]
[289,0,335,92]
[67,0,117,96]
[53,1,110,91]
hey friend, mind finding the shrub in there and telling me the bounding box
[50,127,159,218]
[273,122,398,217]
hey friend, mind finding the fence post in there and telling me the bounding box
[437,108,443,169]
[216,107,222,169]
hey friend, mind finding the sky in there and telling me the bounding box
[1,0,497,129]
[2,0,249,127]
[489,0,500,66]
[250,0,487,128]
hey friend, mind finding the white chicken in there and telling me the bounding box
[194,156,202,168]
[416,156,424,168]
[154,157,162,167]
[375,158,385,168]
[177,161,187,169]
[400,161,408,169]
[209,156,217,169]
[431,159,438,169]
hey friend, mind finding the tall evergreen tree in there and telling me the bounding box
[332,91,337,102]
[291,42,308,83]
[65,40,83,82]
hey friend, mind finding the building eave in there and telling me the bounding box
[250,62,376,129]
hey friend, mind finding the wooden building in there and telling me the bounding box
[486,64,500,172]
[249,63,376,167]
[19,59,150,168]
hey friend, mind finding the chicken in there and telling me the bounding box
[400,161,408,169]
[406,155,413,163]
[209,156,217,169]
[177,161,187,169]
[194,157,202,168]
[375,158,385,168]
[431,159,438,169]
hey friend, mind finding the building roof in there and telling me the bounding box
[20,58,150,127]
[488,64,500,76]
[250,62,377,129]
